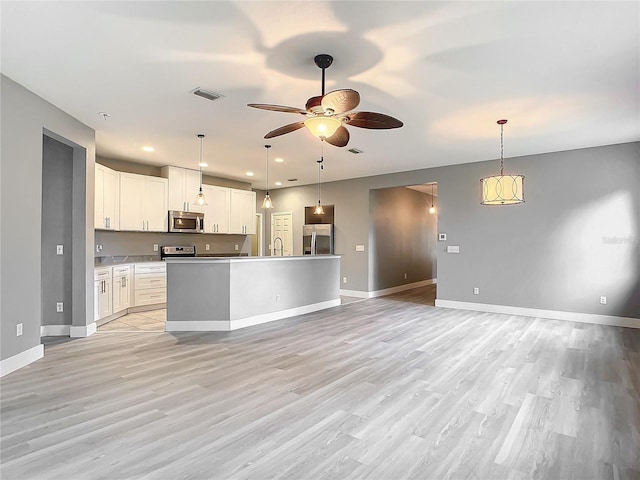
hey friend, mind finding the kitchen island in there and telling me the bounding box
[164,255,341,331]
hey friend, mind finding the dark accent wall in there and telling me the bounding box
[96,156,253,191]
[41,136,74,326]
[95,230,252,259]
[370,187,437,290]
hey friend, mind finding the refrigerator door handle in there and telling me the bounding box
[311,231,317,255]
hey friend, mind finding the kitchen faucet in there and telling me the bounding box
[273,236,284,256]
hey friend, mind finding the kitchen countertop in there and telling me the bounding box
[165,255,341,264]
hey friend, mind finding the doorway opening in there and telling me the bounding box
[369,182,437,305]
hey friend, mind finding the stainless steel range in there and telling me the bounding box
[160,245,196,259]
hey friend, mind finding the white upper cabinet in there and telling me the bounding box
[119,172,168,232]
[229,189,256,235]
[161,166,202,212]
[201,184,231,234]
[94,163,119,230]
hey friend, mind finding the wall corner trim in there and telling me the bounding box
[70,322,97,338]
[434,299,640,329]
[41,325,71,337]
[0,344,44,377]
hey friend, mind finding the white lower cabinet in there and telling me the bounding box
[134,263,167,306]
[112,265,132,314]
[94,267,112,322]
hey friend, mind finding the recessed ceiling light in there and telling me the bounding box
[142,146,154,152]
[274,157,284,163]
[246,171,254,177]
[275,181,282,186]
[199,162,208,167]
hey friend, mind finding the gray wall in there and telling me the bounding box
[96,156,253,191]
[41,136,74,326]
[1,74,95,362]
[95,230,252,259]
[370,187,437,291]
[269,142,639,318]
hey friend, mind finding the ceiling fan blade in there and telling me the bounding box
[324,126,350,147]
[321,89,360,114]
[247,104,307,115]
[345,111,404,129]
[264,121,306,139]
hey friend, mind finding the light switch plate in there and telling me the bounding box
[56,244,63,255]
[447,245,460,253]
[355,244,365,252]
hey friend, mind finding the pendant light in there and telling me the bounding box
[314,143,325,215]
[262,144,274,209]
[480,119,524,205]
[194,134,207,207]
[429,183,436,214]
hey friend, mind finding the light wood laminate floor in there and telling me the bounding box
[2,287,639,479]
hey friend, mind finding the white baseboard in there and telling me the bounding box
[41,325,71,337]
[339,289,371,299]
[1,344,44,377]
[341,279,437,299]
[166,299,341,332]
[435,299,640,329]
[70,322,97,337]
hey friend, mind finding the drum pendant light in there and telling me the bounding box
[194,134,207,207]
[480,120,525,205]
[262,145,274,209]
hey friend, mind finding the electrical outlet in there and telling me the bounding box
[276,294,280,302]
[153,244,159,252]
[438,233,447,241]
[56,302,64,312]
[16,323,23,336]
[600,296,607,305]
[56,244,63,255]
[205,244,210,251]
[235,244,239,251]
[343,277,347,284]
[96,244,103,253]
[404,273,408,279]
[473,287,479,295]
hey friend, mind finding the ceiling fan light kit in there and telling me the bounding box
[480,120,525,206]
[248,54,403,147]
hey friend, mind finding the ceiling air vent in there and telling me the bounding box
[193,88,223,102]
[348,148,363,154]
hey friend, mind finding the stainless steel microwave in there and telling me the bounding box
[168,211,204,233]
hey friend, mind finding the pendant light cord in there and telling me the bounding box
[317,142,324,203]
[500,122,504,176]
[265,145,271,194]
[198,134,204,189]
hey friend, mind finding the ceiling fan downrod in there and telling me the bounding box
[314,54,333,96]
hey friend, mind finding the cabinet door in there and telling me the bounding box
[184,169,202,212]
[98,278,112,319]
[103,167,119,230]
[166,166,187,212]
[112,275,124,313]
[119,173,145,230]
[202,185,230,233]
[94,280,101,321]
[243,191,257,234]
[143,176,168,232]
[95,164,105,229]
[230,189,256,234]
[122,274,131,310]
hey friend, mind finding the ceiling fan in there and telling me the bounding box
[248,54,403,147]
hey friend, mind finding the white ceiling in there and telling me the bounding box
[2,1,638,188]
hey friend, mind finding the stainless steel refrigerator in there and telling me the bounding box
[303,224,334,255]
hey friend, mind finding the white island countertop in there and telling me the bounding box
[164,255,340,264]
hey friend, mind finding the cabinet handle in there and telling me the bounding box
[187,202,190,211]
